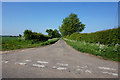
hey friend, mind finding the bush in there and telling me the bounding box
[67,27,120,45]
[23,29,51,41]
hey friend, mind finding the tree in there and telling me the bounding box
[53,29,61,38]
[59,13,85,36]
[23,29,32,40]
[46,29,53,37]
[46,29,61,38]
[19,34,22,37]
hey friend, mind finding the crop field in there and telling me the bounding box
[64,38,120,61]
[1,37,59,51]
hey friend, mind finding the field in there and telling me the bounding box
[1,37,59,51]
[64,38,120,61]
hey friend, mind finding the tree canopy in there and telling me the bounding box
[59,13,85,36]
[46,29,61,38]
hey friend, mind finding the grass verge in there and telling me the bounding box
[1,37,59,51]
[63,38,120,62]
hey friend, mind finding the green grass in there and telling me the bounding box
[1,37,59,51]
[63,38,120,62]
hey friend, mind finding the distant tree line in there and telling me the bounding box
[7,35,19,37]
[2,35,22,37]
[23,29,61,41]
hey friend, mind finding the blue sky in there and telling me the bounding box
[2,2,118,36]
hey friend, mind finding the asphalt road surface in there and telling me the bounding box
[2,39,118,78]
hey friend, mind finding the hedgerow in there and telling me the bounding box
[67,27,120,45]
[23,30,51,41]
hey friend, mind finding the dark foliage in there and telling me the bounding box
[23,29,50,41]
[46,29,61,38]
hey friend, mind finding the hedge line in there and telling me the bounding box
[24,30,51,41]
[66,27,120,45]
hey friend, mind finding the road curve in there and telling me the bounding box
[2,39,118,78]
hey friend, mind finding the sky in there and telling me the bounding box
[2,2,118,36]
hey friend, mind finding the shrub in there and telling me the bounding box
[23,29,51,41]
[67,27,120,45]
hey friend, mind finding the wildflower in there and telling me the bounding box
[99,45,104,49]
[113,48,117,52]
[115,43,120,48]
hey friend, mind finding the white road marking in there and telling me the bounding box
[32,64,45,68]
[85,70,92,73]
[102,72,118,76]
[76,69,84,72]
[57,63,68,67]
[18,63,26,65]
[57,67,67,70]
[52,66,57,69]
[98,67,116,71]
[77,65,88,68]
[25,60,32,62]
[37,61,48,64]
[15,62,26,65]
[15,62,19,64]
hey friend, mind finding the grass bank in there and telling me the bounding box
[1,37,59,51]
[63,38,119,62]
